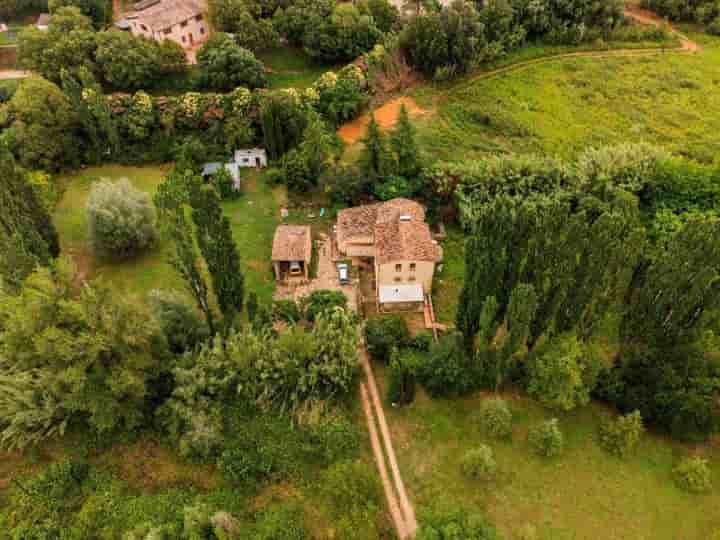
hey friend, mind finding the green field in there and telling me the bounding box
[258,47,340,89]
[412,32,720,163]
[53,165,283,305]
[374,366,720,540]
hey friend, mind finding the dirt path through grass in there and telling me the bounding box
[360,347,418,538]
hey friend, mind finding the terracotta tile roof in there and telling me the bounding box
[375,220,441,264]
[336,198,425,246]
[272,225,312,263]
[126,0,205,31]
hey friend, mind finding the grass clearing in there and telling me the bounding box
[433,226,464,324]
[411,33,720,163]
[373,363,720,540]
[257,47,340,89]
[53,164,283,304]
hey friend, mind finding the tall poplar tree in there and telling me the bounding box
[191,184,244,330]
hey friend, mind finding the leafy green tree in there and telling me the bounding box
[674,456,712,493]
[302,289,348,322]
[273,0,335,46]
[460,445,496,480]
[528,418,564,458]
[95,30,165,91]
[0,147,60,288]
[191,183,245,330]
[478,397,512,439]
[61,68,119,163]
[49,0,110,27]
[209,0,280,51]
[401,1,486,79]
[87,178,158,259]
[260,92,309,160]
[364,314,409,362]
[390,104,420,178]
[527,334,597,411]
[0,262,166,449]
[357,0,399,33]
[302,3,383,62]
[598,410,644,458]
[387,348,418,405]
[197,33,267,90]
[3,76,80,170]
[148,289,209,354]
[16,7,97,83]
[417,333,473,396]
[622,215,720,347]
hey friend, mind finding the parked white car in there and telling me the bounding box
[337,263,349,285]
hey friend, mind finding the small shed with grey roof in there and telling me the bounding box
[271,225,312,281]
[378,283,425,312]
[201,162,241,189]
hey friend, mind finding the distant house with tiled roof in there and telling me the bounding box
[125,0,208,49]
[336,198,442,310]
[272,225,312,281]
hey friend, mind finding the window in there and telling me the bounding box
[195,14,203,21]
[243,158,249,163]
[409,263,416,272]
[408,276,416,282]
[199,26,205,34]
[180,20,188,27]
[395,263,402,272]
[163,28,171,35]
[394,277,402,283]
[140,24,148,31]
[181,35,186,43]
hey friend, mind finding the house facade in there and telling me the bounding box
[125,0,208,49]
[336,198,442,310]
[272,225,312,281]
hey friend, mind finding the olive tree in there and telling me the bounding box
[87,178,158,259]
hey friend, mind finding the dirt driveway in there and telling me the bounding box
[274,233,358,311]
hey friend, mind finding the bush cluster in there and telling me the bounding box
[460,445,497,480]
[528,418,564,458]
[673,456,713,493]
[478,398,513,440]
[598,411,644,458]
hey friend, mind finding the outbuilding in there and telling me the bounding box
[201,162,241,189]
[271,225,312,281]
[35,13,50,30]
[234,148,267,168]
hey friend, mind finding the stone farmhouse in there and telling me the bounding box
[336,198,442,311]
[125,0,208,49]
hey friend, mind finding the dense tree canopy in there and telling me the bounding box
[197,33,267,90]
[0,262,168,449]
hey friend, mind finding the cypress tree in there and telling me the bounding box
[390,104,420,178]
[360,114,392,180]
[0,148,60,287]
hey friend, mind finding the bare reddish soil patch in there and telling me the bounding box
[338,96,430,145]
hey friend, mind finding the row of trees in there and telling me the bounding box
[17,7,186,91]
[451,146,720,441]
[0,60,369,169]
[401,0,626,80]
[641,0,720,33]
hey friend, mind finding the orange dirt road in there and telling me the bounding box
[338,96,428,145]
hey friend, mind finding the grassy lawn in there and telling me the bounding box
[53,165,284,305]
[257,47,340,89]
[411,32,720,163]
[433,226,464,325]
[373,365,720,540]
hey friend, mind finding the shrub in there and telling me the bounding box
[410,330,434,352]
[599,410,644,457]
[460,445,497,480]
[417,333,473,396]
[87,178,158,259]
[148,289,208,354]
[479,397,512,440]
[709,16,720,35]
[528,418,564,458]
[252,503,309,540]
[364,315,410,362]
[387,348,419,405]
[302,290,348,322]
[674,456,712,493]
[417,506,500,540]
[272,299,303,323]
[307,416,361,465]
